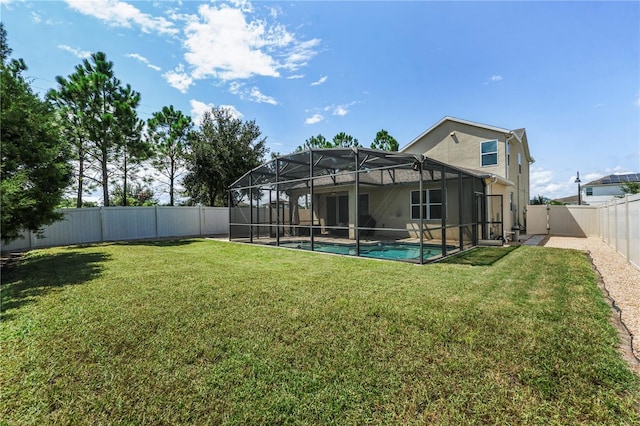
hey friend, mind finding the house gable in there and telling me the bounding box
[400,116,534,181]
[400,116,534,231]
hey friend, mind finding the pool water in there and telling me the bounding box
[279,241,448,261]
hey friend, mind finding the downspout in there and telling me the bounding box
[505,131,521,229]
[505,132,516,181]
[485,174,497,239]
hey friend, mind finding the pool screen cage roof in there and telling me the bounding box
[229,147,488,264]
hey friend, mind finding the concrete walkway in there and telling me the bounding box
[520,234,546,246]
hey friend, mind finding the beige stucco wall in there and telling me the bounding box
[403,120,532,233]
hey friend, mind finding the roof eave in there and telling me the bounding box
[400,116,513,152]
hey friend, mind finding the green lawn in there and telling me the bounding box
[1,240,638,425]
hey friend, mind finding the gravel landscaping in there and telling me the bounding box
[543,236,640,369]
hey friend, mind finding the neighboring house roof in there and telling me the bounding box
[400,116,535,163]
[553,195,579,205]
[585,173,640,186]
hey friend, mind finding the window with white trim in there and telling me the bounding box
[410,189,443,220]
[518,152,522,174]
[481,140,498,166]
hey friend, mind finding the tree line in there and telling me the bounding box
[1,24,400,242]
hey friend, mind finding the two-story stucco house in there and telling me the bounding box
[400,117,534,237]
[229,116,534,262]
[581,173,640,205]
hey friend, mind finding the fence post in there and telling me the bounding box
[155,205,159,239]
[100,207,105,242]
[612,200,620,252]
[625,195,630,264]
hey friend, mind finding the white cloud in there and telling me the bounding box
[190,99,243,125]
[181,3,320,82]
[66,0,178,35]
[485,74,503,85]
[163,64,193,93]
[126,53,161,71]
[321,101,357,117]
[57,44,91,59]
[31,11,42,23]
[190,100,214,125]
[332,105,348,116]
[282,38,321,71]
[183,5,279,80]
[311,75,327,86]
[287,74,305,79]
[229,82,278,105]
[529,167,577,200]
[248,87,278,105]
[305,114,324,124]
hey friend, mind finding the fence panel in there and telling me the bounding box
[157,207,200,237]
[599,194,639,269]
[527,205,549,235]
[1,206,231,253]
[547,205,599,237]
[103,207,157,241]
[36,208,103,247]
[202,207,229,235]
[1,208,103,252]
[629,196,640,269]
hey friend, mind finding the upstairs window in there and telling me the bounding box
[481,140,498,167]
[518,152,522,174]
[410,189,443,220]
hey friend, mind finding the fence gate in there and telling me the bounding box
[476,194,503,241]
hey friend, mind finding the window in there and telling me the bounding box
[326,195,349,226]
[518,152,522,174]
[586,187,593,196]
[410,189,443,220]
[481,140,498,166]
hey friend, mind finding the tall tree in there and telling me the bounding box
[370,129,399,151]
[147,106,193,206]
[296,134,331,151]
[49,52,142,206]
[48,67,93,208]
[111,85,149,206]
[1,24,72,242]
[296,133,363,151]
[332,132,359,148]
[110,182,157,207]
[183,107,268,206]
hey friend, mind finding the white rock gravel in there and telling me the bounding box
[543,236,640,365]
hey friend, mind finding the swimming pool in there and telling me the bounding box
[278,241,452,261]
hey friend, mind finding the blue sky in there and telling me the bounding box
[2,0,639,201]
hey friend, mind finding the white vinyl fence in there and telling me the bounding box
[1,206,229,253]
[527,193,640,269]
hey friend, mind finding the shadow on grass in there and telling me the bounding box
[111,238,202,248]
[1,251,109,320]
[439,245,520,266]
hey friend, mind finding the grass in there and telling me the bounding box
[1,239,638,425]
